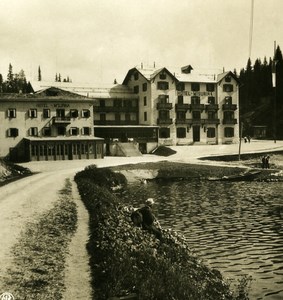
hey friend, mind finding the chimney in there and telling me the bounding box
[141,62,143,69]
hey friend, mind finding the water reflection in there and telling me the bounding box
[123,180,283,300]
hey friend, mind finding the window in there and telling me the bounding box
[159,128,170,138]
[100,99,105,107]
[56,109,65,117]
[100,113,106,121]
[208,97,215,104]
[224,96,232,105]
[177,111,186,120]
[223,84,233,92]
[177,127,186,138]
[225,76,231,82]
[142,82,147,92]
[134,85,139,94]
[43,127,51,136]
[143,96,147,106]
[114,99,122,107]
[82,127,91,135]
[29,127,38,136]
[29,109,37,118]
[123,100,132,108]
[70,127,79,136]
[191,96,200,104]
[224,111,234,120]
[125,113,131,121]
[144,111,147,121]
[191,83,200,91]
[206,83,215,92]
[7,128,18,137]
[159,73,166,80]
[224,127,234,138]
[70,109,79,118]
[192,111,201,119]
[43,109,50,118]
[58,126,66,135]
[157,81,169,90]
[208,111,216,119]
[178,95,184,104]
[158,94,169,103]
[82,109,90,118]
[207,128,215,138]
[115,113,121,121]
[176,82,185,91]
[7,108,16,118]
[134,72,139,80]
[159,110,169,119]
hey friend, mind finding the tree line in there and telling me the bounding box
[238,45,283,139]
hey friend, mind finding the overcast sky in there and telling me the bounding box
[0,0,282,85]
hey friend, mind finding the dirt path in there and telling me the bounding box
[63,179,92,300]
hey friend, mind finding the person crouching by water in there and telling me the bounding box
[131,198,162,240]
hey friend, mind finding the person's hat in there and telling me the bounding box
[146,198,155,206]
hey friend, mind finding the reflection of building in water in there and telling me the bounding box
[0,87,104,162]
[253,126,267,139]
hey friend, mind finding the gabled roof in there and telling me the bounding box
[217,71,240,84]
[122,66,177,84]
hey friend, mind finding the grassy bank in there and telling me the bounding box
[2,179,77,299]
[75,165,249,300]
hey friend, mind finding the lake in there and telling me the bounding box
[124,179,283,299]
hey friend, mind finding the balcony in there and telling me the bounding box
[175,103,190,111]
[205,104,219,111]
[94,106,138,113]
[189,104,205,111]
[223,118,237,125]
[94,120,139,125]
[203,118,220,125]
[157,103,173,110]
[222,104,237,111]
[52,116,71,125]
[157,118,173,125]
[175,119,205,125]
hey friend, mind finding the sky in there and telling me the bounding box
[0,0,282,85]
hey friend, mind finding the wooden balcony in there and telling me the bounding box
[94,120,139,125]
[94,106,138,113]
[157,118,173,125]
[222,104,237,111]
[205,104,219,111]
[175,119,205,125]
[157,103,173,110]
[175,103,190,111]
[189,104,205,111]
[203,118,220,125]
[52,116,71,125]
[223,118,237,125]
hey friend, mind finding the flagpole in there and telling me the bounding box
[273,41,277,143]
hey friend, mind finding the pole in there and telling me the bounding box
[238,121,243,161]
[273,41,277,143]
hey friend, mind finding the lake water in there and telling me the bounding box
[124,179,283,300]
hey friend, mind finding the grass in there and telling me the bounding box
[2,179,77,299]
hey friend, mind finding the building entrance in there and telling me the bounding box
[193,126,200,142]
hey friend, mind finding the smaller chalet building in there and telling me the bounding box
[0,87,104,162]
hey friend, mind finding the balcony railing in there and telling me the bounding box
[175,103,190,111]
[94,120,139,125]
[223,118,237,125]
[157,118,173,125]
[94,106,138,112]
[222,104,237,111]
[189,104,205,111]
[203,118,220,125]
[175,119,206,125]
[205,104,219,111]
[52,116,71,125]
[157,103,173,110]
